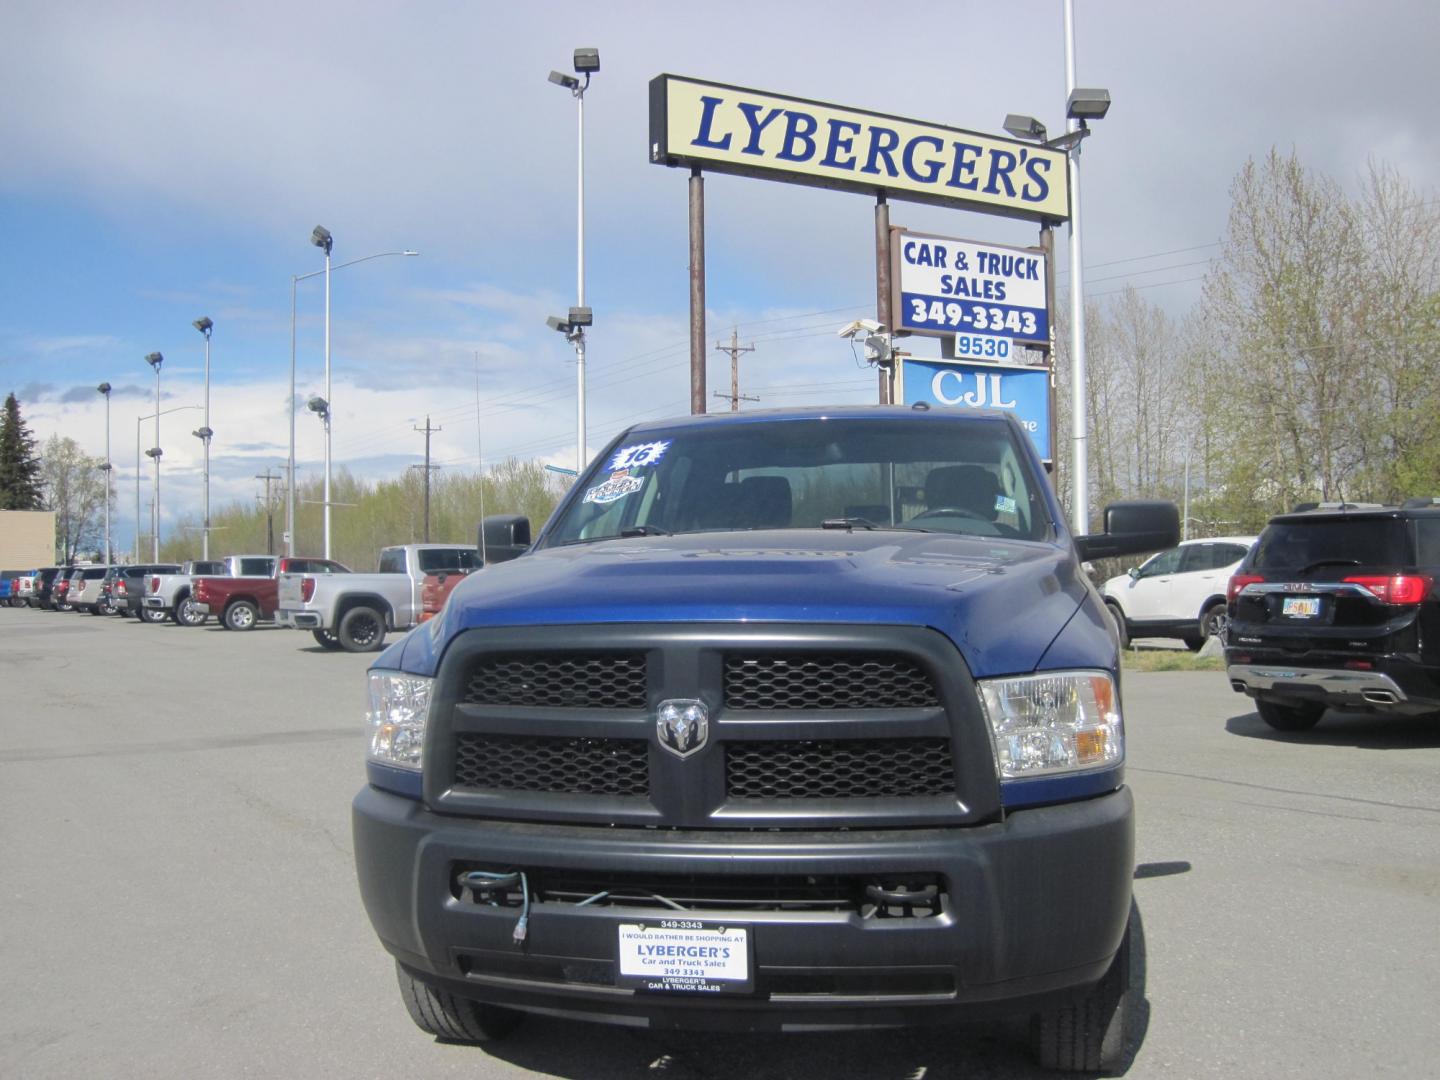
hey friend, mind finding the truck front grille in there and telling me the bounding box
[726,738,955,798]
[463,652,646,709]
[724,653,939,709]
[453,733,649,796]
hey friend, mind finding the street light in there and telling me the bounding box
[133,405,199,561]
[192,316,214,559]
[549,46,598,474]
[97,383,112,564]
[287,247,417,558]
[145,352,163,559]
[309,226,334,558]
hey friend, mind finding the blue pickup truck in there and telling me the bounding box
[353,405,1176,1072]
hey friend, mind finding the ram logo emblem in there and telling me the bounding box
[656,699,709,759]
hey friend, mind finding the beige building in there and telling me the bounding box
[0,510,56,568]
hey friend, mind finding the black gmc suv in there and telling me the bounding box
[1226,500,1440,731]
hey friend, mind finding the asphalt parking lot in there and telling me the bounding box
[2,607,1437,1079]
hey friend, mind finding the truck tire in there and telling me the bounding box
[338,605,386,652]
[1105,601,1129,650]
[1032,926,1130,1073]
[395,962,521,1042]
[175,595,208,627]
[311,629,343,650]
[140,605,168,624]
[224,601,259,632]
[1257,698,1325,732]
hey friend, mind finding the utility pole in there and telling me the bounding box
[412,416,443,542]
[255,469,281,556]
[712,328,758,412]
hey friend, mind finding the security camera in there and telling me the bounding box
[838,318,884,339]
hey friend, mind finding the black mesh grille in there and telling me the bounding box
[454,734,649,796]
[463,652,646,709]
[727,739,954,798]
[724,654,939,709]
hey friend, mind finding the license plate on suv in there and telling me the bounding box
[616,920,752,994]
[1281,596,1321,618]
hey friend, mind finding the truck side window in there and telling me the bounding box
[378,549,405,574]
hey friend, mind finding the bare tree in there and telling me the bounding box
[40,435,109,563]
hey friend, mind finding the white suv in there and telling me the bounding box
[1101,536,1255,649]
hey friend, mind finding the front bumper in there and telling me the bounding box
[354,784,1134,1030]
[275,608,323,629]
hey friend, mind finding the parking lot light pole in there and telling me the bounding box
[145,352,164,560]
[192,317,214,559]
[97,383,112,564]
[287,244,416,558]
[309,227,334,559]
[135,404,199,562]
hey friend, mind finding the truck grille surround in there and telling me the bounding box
[424,624,1001,830]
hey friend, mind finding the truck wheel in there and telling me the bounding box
[1257,698,1325,732]
[338,605,386,652]
[311,629,343,650]
[1032,926,1130,1073]
[175,596,208,627]
[224,601,259,632]
[140,606,168,624]
[395,961,521,1043]
[1199,602,1228,643]
[1104,601,1129,650]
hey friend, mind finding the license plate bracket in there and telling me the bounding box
[616,920,753,994]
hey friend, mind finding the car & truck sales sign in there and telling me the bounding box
[894,231,1049,345]
[649,75,1069,222]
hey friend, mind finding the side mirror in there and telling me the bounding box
[1127,567,1140,581]
[479,514,531,564]
[1075,501,1180,562]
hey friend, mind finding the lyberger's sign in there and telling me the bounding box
[649,75,1069,222]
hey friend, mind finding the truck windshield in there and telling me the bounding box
[544,416,1052,546]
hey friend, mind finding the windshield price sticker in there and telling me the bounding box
[956,333,1011,360]
[616,921,752,994]
[894,231,1048,343]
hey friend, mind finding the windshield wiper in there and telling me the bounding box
[821,517,880,530]
[1297,558,1362,573]
[619,524,672,538]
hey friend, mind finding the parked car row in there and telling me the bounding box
[5,542,486,653]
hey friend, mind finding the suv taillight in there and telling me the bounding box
[300,577,316,602]
[1342,574,1431,605]
[1228,574,1265,603]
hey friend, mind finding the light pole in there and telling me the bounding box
[287,246,417,557]
[145,352,163,560]
[306,395,331,538]
[192,317,214,559]
[135,405,199,561]
[97,383,112,563]
[549,47,599,474]
[310,226,334,558]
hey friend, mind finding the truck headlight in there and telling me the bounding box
[977,671,1122,779]
[367,670,432,771]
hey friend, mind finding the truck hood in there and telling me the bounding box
[425,530,1087,678]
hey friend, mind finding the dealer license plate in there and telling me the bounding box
[616,921,752,994]
[1282,596,1321,618]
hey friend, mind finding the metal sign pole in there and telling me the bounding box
[689,167,706,414]
[1039,222,1058,470]
[874,194,891,405]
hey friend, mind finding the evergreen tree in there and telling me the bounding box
[0,393,45,509]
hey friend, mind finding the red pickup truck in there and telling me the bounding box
[417,567,479,623]
[193,556,350,631]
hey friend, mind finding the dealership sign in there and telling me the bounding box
[894,231,1048,345]
[898,358,1051,460]
[649,75,1069,222]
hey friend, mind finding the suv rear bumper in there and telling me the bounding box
[1227,659,1439,714]
[354,784,1134,1030]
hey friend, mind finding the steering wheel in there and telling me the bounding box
[913,506,989,522]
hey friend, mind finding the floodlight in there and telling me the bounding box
[1066,88,1112,121]
[145,352,163,370]
[1003,114,1047,141]
[193,426,213,439]
[145,447,163,459]
[567,306,593,327]
[307,395,329,415]
[310,225,333,254]
[573,48,599,74]
[549,70,579,90]
[97,382,112,395]
[546,315,570,333]
[192,316,213,335]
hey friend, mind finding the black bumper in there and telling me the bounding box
[353,785,1134,1031]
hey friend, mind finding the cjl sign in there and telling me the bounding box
[898,357,1051,461]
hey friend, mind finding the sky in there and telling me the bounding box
[2,0,1437,554]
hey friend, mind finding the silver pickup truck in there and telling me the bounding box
[143,556,273,626]
[275,543,481,652]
